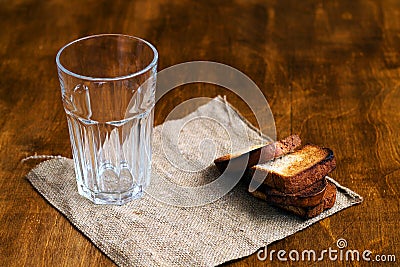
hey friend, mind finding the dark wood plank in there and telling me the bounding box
[0,0,399,266]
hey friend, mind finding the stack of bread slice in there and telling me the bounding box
[214,135,337,219]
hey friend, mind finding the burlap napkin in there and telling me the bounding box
[27,96,363,267]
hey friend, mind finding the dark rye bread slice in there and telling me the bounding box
[249,144,336,194]
[250,178,327,207]
[269,181,337,219]
[214,134,301,173]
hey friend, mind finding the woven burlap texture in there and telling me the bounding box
[27,96,363,267]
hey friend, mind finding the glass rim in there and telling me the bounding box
[55,33,158,81]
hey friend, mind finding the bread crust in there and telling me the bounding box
[269,181,337,219]
[251,178,327,207]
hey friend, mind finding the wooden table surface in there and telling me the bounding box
[1,0,399,266]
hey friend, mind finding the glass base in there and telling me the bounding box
[77,184,143,205]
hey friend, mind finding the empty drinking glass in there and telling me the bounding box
[56,34,158,205]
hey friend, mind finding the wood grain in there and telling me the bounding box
[0,0,399,266]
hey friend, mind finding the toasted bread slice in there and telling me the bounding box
[250,178,327,207]
[249,144,336,193]
[214,134,301,173]
[269,181,337,219]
